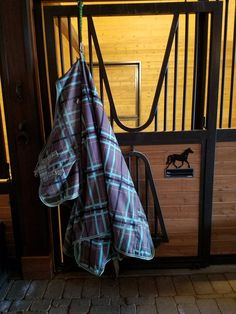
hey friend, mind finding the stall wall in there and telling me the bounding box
[122,143,200,257]
[211,141,236,255]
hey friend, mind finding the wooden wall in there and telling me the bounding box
[122,143,201,257]
[0,194,15,258]
[211,141,236,255]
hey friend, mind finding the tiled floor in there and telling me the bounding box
[1,266,236,313]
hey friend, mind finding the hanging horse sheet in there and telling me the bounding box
[34,54,154,276]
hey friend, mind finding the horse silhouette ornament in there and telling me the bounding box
[165,148,194,170]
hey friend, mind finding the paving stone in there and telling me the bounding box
[6,280,31,300]
[136,304,157,314]
[0,280,13,300]
[138,277,158,297]
[52,298,71,308]
[216,298,236,314]
[82,278,100,298]
[92,296,111,305]
[196,299,221,314]
[120,278,139,298]
[0,300,12,312]
[89,305,120,314]
[208,274,233,294]
[196,294,223,299]
[121,304,136,314]
[110,296,126,305]
[174,296,196,304]
[173,275,195,295]
[190,274,215,295]
[30,299,52,312]
[125,296,155,305]
[49,307,68,313]
[49,299,71,314]
[225,273,236,292]
[69,298,91,314]
[177,303,200,314]
[156,296,178,314]
[63,278,84,299]
[44,279,65,299]
[9,300,32,311]
[101,278,119,298]
[25,280,48,299]
[156,276,176,296]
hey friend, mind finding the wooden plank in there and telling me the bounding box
[212,202,236,215]
[214,176,236,191]
[0,194,10,206]
[213,191,236,203]
[215,147,236,162]
[215,161,236,176]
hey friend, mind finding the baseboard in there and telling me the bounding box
[21,255,53,279]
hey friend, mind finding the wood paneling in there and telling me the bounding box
[0,194,15,257]
[211,142,236,255]
[122,143,201,257]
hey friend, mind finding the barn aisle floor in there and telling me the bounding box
[0,265,236,313]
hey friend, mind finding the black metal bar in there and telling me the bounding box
[88,17,93,76]
[199,4,223,262]
[99,68,104,104]
[173,26,178,131]
[228,2,236,128]
[44,2,222,17]
[136,157,140,195]
[136,63,141,127]
[154,112,158,131]
[219,0,229,128]
[217,128,236,141]
[194,13,209,129]
[88,14,178,132]
[145,167,148,219]
[58,17,65,75]
[191,13,199,130]
[182,13,189,131]
[67,17,73,66]
[116,130,207,146]
[164,70,168,131]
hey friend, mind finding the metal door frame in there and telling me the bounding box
[34,1,224,271]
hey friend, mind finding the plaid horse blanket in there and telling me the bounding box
[35,55,154,275]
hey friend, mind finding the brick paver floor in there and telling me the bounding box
[1,267,236,313]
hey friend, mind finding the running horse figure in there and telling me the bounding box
[165,148,194,169]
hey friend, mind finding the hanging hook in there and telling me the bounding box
[78,1,84,55]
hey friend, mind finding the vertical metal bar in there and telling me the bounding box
[219,0,229,128]
[67,17,73,66]
[154,204,158,239]
[99,68,104,104]
[164,69,168,131]
[228,2,236,128]
[199,5,222,262]
[136,63,141,127]
[182,13,189,131]
[173,26,178,131]
[194,12,209,129]
[135,157,140,195]
[192,13,199,130]
[154,112,158,131]
[88,17,93,76]
[58,17,65,75]
[145,168,149,219]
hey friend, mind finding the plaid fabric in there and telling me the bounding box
[35,57,154,276]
